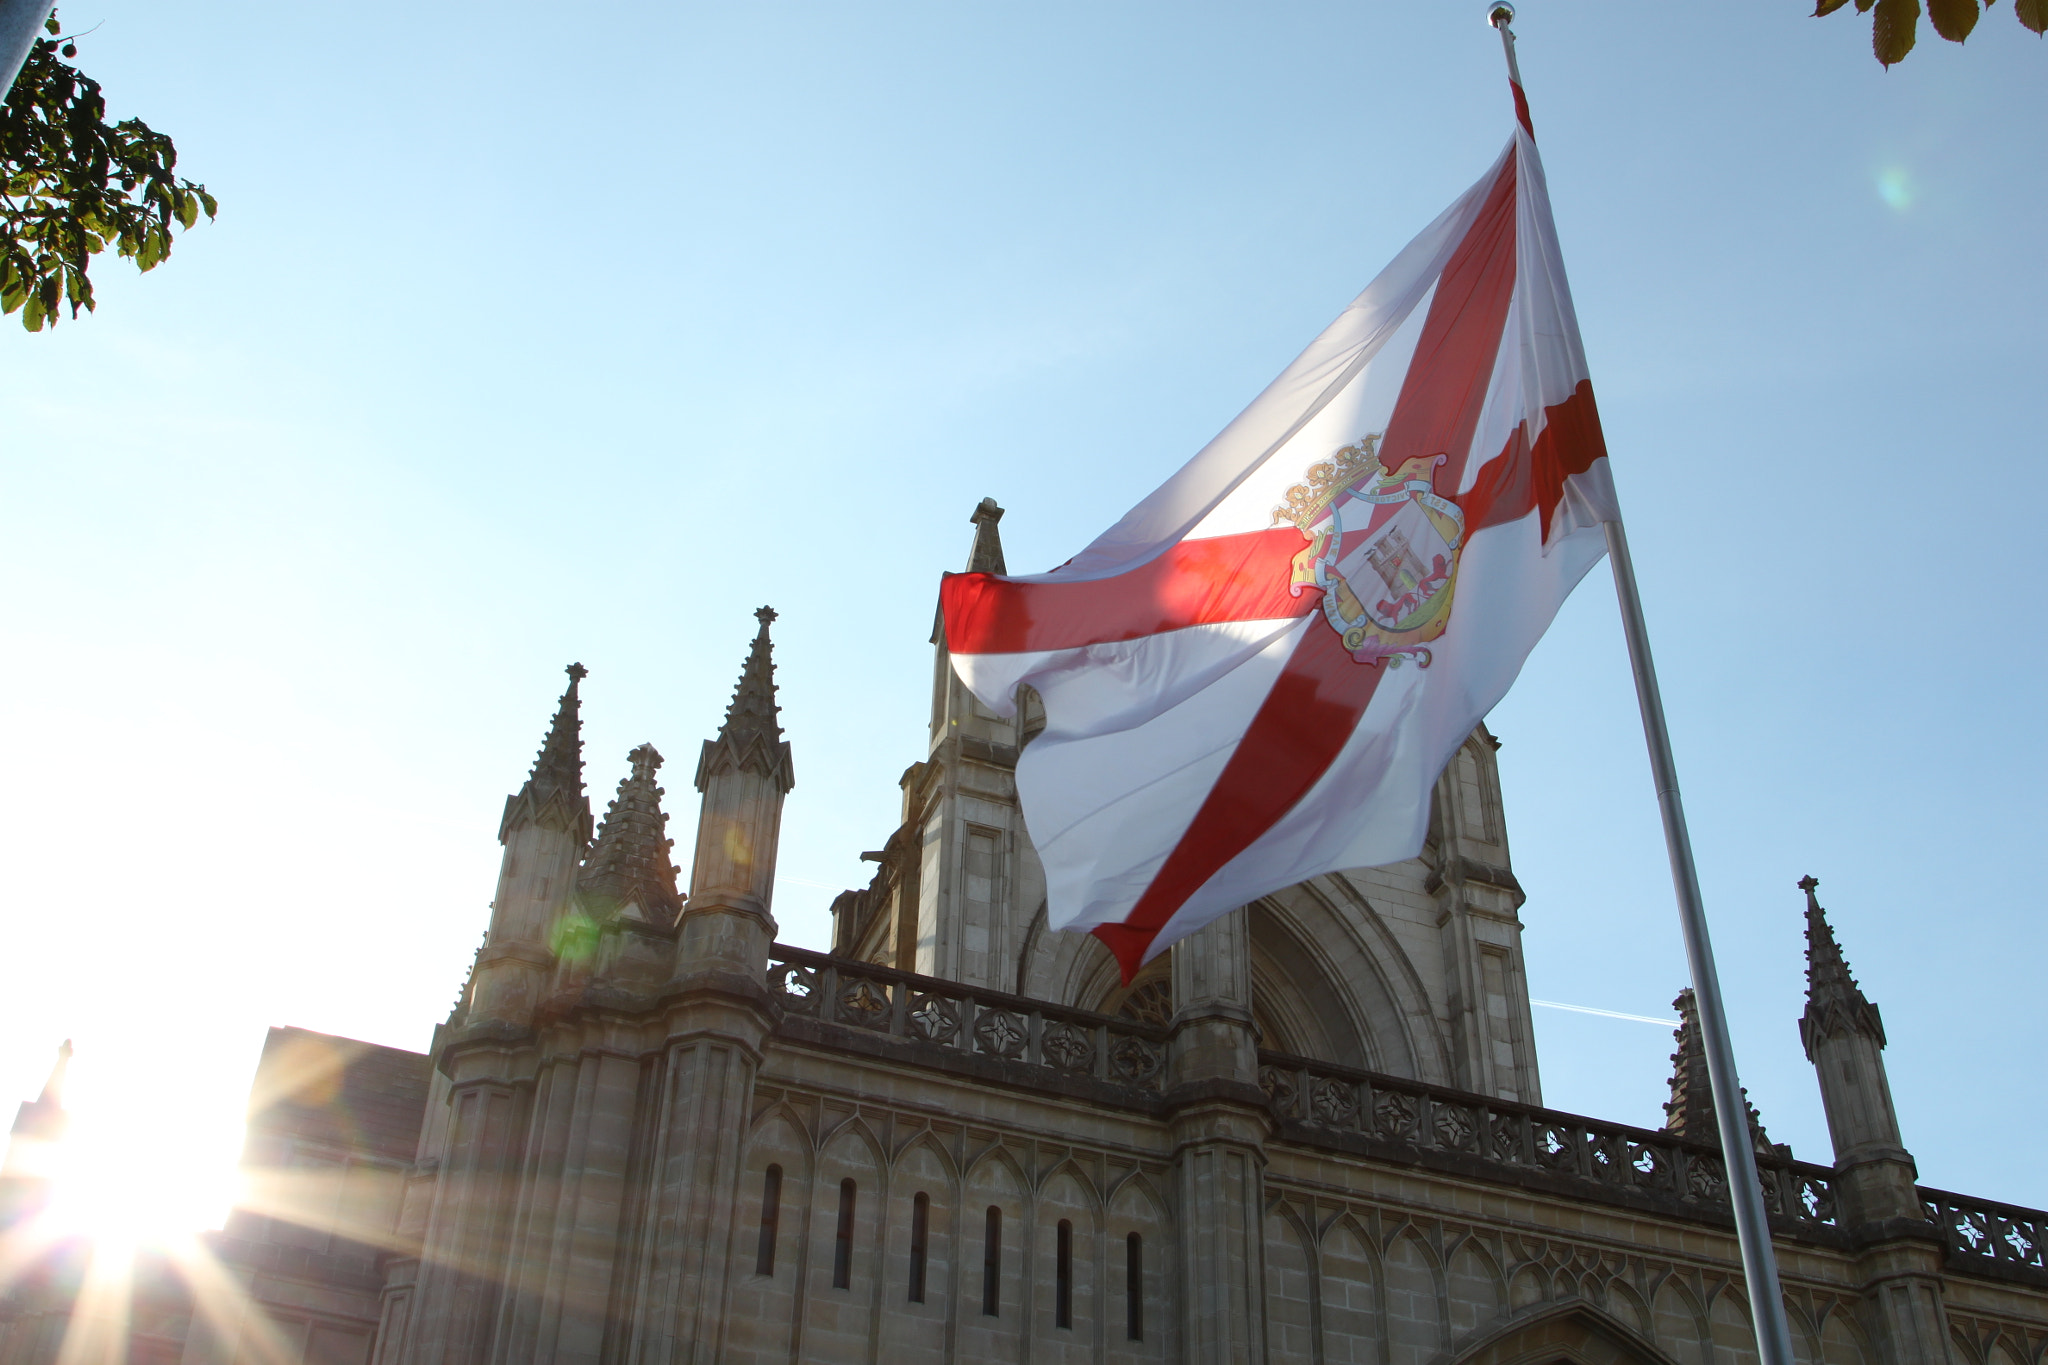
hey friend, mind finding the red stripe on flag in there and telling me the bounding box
[1457,379,1608,542]
[1091,622,1385,979]
[939,528,1311,655]
[1089,154,1525,979]
[1377,151,1518,494]
[1510,82,1534,137]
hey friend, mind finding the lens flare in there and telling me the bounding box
[1876,167,1913,212]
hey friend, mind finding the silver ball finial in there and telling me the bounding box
[1488,2,1516,28]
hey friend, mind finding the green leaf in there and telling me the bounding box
[1873,0,1921,61]
[2018,0,2047,31]
[1928,0,1980,39]
[1856,0,1876,11]
[1814,0,1854,13]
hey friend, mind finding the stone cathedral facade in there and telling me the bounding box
[6,503,2048,1365]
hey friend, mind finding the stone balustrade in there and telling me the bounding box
[1925,1188,2048,1282]
[765,945,2048,1280]
[768,943,1169,1092]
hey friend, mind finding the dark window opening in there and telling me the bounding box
[754,1165,781,1276]
[908,1192,930,1303]
[981,1205,1002,1317]
[1126,1232,1143,1341]
[832,1178,857,1289]
[1055,1218,1074,1329]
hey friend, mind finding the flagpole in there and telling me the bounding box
[1484,9,1798,1365]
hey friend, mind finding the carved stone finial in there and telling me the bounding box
[567,662,588,681]
[1799,878,1886,1059]
[697,610,795,795]
[580,743,682,928]
[965,497,1008,574]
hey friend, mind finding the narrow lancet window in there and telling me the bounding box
[754,1165,782,1276]
[1126,1232,1143,1341]
[1055,1219,1074,1328]
[833,1178,857,1289]
[908,1192,930,1303]
[981,1205,1002,1316]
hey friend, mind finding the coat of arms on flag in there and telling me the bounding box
[940,115,1619,979]
[1277,435,1467,669]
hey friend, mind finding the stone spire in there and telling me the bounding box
[3,1040,73,1222]
[696,609,793,794]
[580,743,682,927]
[1798,874,1886,1058]
[8,1039,71,1150]
[499,663,593,844]
[1663,989,1779,1157]
[966,497,1007,574]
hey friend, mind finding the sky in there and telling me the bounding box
[0,1,2042,1222]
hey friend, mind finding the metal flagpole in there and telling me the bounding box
[1484,8,1798,1365]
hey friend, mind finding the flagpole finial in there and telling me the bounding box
[1488,2,1516,28]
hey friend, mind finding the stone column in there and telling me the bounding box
[1166,910,1270,1364]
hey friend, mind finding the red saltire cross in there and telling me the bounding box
[941,151,1606,980]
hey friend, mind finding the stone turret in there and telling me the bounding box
[679,607,794,977]
[470,666,592,1029]
[1798,876,1917,1221]
[1797,876,1954,1364]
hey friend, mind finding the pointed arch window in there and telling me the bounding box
[755,1165,781,1276]
[981,1205,1002,1316]
[1125,1232,1144,1341]
[1055,1219,1074,1328]
[908,1192,929,1303]
[832,1178,856,1289]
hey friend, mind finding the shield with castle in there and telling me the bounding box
[1271,432,1466,667]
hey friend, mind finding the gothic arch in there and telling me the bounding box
[815,1114,886,1171]
[1260,875,1453,1081]
[1452,1299,1685,1365]
[747,1101,818,1156]
[962,1141,1029,1197]
[890,1126,960,1182]
[1105,1168,1171,1224]
[1035,1156,1102,1213]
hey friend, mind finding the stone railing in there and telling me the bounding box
[1257,1050,1839,1236]
[766,944,1169,1094]
[1924,1188,2048,1279]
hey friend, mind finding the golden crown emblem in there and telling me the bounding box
[1270,433,1384,531]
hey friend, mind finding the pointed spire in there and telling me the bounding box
[696,609,794,793]
[580,744,683,927]
[1798,875,1886,1060]
[1663,990,1778,1157]
[500,664,594,842]
[966,497,1007,574]
[9,1039,72,1148]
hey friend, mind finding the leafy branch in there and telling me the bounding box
[1816,0,2047,67]
[0,11,214,332]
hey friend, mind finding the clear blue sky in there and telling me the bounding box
[1,1,2042,1215]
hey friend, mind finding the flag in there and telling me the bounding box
[940,115,1618,979]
